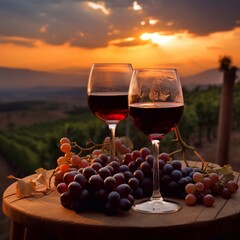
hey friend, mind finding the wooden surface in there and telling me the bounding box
[2,161,240,240]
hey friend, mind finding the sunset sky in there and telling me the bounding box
[0,0,240,76]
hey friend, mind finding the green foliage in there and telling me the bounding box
[0,134,40,176]
[1,82,240,175]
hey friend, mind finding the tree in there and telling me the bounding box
[216,56,238,166]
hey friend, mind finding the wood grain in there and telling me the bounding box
[3,164,240,240]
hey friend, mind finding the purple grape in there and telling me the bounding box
[178,177,189,196]
[128,177,139,190]
[104,176,117,191]
[131,150,141,160]
[181,168,188,177]
[68,181,82,196]
[133,169,144,182]
[91,162,102,172]
[119,164,130,173]
[115,184,131,198]
[108,191,120,207]
[123,153,133,165]
[221,188,232,199]
[126,194,135,205]
[128,161,137,172]
[123,171,133,181]
[119,198,132,211]
[98,167,111,179]
[140,147,151,158]
[145,154,153,166]
[99,153,109,166]
[88,175,104,190]
[171,170,182,181]
[135,156,144,166]
[82,167,97,179]
[140,161,151,175]
[113,172,125,186]
[132,187,144,199]
[163,163,173,174]
[159,159,166,170]
[60,191,72,209]
[74,173,87,188]
[171,160,182,170]
[105,165,114,175]
[63,171,79,185]
[91,157,103,165]
[109,161,120,173]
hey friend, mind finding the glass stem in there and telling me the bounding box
[108,123,117,161]
[151,139,163,201]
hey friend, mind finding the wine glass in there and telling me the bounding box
[128,68,184,213]
[87,63,133,161]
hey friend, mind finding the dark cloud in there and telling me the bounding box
[0,0,239,49]
[140,0,240,35]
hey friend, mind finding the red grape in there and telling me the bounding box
[227,180,239,193]
[57,182,68,194]
[159,152,170,163]
[185,193,196,206]
[203,194,215,207]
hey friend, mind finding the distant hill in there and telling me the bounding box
[0,67,89,89]
[180,68,224,89]
[1,66,238,90]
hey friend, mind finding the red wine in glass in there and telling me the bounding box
[87,63,133,162]
[129,102,184,140]
[88,92,128,124]
[129,68,184,213]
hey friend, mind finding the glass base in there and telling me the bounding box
[132,199,181,214]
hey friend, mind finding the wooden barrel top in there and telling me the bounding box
[2,161,240,240]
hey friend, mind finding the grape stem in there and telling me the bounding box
[169,127,208,171]
[71,138,107,156]
[48,139,109,189]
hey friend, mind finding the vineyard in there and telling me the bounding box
[1,82,240,177]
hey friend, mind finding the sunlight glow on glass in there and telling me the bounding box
[140,32,176,45]
[133,1,142,11]
[87,2,110,15]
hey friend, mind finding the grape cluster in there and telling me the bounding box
[53,136,239,215]
[185,171,239,206]
[54,137,136,215]
[158,153,202,199]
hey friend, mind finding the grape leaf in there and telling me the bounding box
[7,175,36,198]
[212,164,235,185]
[7,168,49,198]
[213,164,233,175]
[34,168,48,188]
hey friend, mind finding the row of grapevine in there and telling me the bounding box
[0,82,240,176]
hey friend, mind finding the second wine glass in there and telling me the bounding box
[129,68,184,213]
[87,63,133,161]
